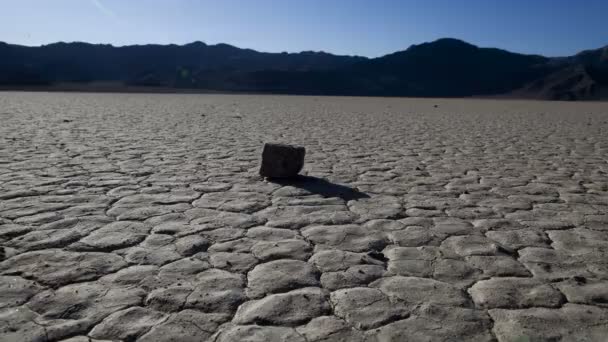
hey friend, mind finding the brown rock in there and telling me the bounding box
[259,143,305,178]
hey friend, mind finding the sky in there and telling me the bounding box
[1,0,607,57]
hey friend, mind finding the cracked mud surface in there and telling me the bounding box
[1,92,608,341]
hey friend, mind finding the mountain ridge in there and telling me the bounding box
[1,38,607,100]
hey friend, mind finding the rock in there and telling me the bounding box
[405,208,443,217]
[489,304,608,342]
[89,307,168,340]
[146,213,188,226]
[59,336,115,342]
[399,217,434,228]
[123,234,182,266]
[469,277,563,309]
[251,239,312,261]
[185,269,246,313]
[0,224,33,239]
[110,204,190,221]
[14,211,62,225]
[586,214,608,230]
[384,246,440,277]
[0,247,17,262]
[0,189,42,201]
[232,182,282,194]
[208,238,256,253]
[246,259,319,298]
[478,198,532,214]
[330,287,408,330]
[99,265,159,286]
[474,219,525,231]
[0,307,47,342]
[9,228,86,251]
[193,192,270,213]
[174,235,209,256]
[7,216,112,251]
[61,204,107,218]
[186,208,265,231]
[348,196,402,221]
[0,276,44,309]
[432,258,481,287]
[371,276,469,307]
[145,284,194,312]
[485,229,549,249]
[296,316,366,342]
[1,203,70,221]
[210,252,259,272]
[320,265,385,290]
[203,227,245,242]
[372,304,494,342]
[548,228,608,255]
[432,218,476,235]
[388,226,445,247]
[518,247,595,280]
[0,249,126,286]
[259,143,305,178]
[150,221,191,235]
[256,205,356,228]
[301,225,388,252]
[310,250,385,272]
[246,227,298,241]
[441,235,506,256]
[139,310,229,342]
[27,282,145,330]
[363,219,406,232]
[190,182,232,193]
[233,287,331,325]
[112,191,200,206]
[74,221,150,251]
[466,256,530,277]
[124,245,181,266]
[555,278,608,306]
[213,324,306,342]
[366,250,390,262]
[446,207,497,220]
[159,258,210,277]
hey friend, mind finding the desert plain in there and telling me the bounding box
[1,92,608,341]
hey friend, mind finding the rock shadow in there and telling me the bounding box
[269,175,370,201]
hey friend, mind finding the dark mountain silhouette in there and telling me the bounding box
[340,38,552,97]
[1,38,607,100]
[0,41,365,86]
[512,64,608,101]
[509,45,608,100]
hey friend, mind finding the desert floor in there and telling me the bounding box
[1,92,608,341]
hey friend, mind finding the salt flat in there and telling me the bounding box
[1,92,608,341]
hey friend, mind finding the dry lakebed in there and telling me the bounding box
[1,92,608,341]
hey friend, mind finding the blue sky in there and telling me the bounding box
[1,0,607,57]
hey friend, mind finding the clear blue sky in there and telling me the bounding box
[2,0,607,57]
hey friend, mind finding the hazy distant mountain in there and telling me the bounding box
[1,38,607,99]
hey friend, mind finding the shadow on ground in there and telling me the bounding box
[269,175,370,201]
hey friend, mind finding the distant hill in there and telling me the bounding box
[0,41,365,86]
[511,64,606,101]
[1,38,607,100]
[510,45,608,100]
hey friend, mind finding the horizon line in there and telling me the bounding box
[2,37,606,59]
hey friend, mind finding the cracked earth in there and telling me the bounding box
[1,92,608,341]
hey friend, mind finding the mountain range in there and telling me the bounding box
[1,38,607,100]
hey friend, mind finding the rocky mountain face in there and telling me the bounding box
[1,38,607,100]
